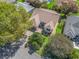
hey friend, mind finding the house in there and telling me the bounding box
[64,16,79,48]
[30,8,60,35]
[17,2,34,13]
[64,16,79,39]
[26,0,51,3]
[0,0,16,3]
[57,0,76,6]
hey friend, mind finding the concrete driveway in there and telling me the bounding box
[10,46,42,59]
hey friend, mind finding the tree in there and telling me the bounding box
[27,32,45,50]
[0,2,32,46]
[45,34,73,59]
[70,49,79,59]
[54,1,78,15]
[27,0,42,8]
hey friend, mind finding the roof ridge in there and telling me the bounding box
[37,8,60,16]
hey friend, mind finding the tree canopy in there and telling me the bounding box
[70,49,79,59]
[27,0,42,8]
[27,32,46,50]
[45,34,73,59]
[54,1,78,15]
[0,2,32,46]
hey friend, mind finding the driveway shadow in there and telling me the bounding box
[0,38,26,59]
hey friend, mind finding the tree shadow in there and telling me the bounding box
[0,38,26,59]
[28,45,36,55]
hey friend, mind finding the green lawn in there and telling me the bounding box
[56,20,65,34]
[77,0,79,5]
[71,12,79,16]
[17,0,25,2]
[47,0,57,9]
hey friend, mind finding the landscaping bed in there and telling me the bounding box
[36,36,49,56]
[26,32,49,55]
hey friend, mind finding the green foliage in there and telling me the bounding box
[27,32,47,50]
[37,36,49,56]
[71,12,79,16]
[47,0,56,9]
[41,0,57,9]
[40,2,48,9]
[0,2,32,46]
[76,0,79,6]
[70,49,79,59]
[17,0,25,2]
[54,2,78,16]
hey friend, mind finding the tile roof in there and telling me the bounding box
[64,16,79,38]
[17,2,34,12]
[33,8,59,26]
[73,22,79,28]
[31,8,60,31]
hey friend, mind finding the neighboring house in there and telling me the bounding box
[30,8,60,35]
[0,0,16,3]
[39,0,51,3]
[57,0,76,6]
[25,0,51,3]
[64,16,79,39]
[17,2,34,13]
